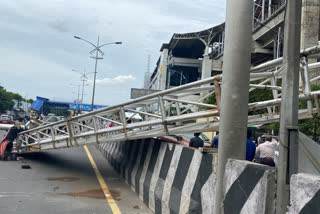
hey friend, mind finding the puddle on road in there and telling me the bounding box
[47,176,80,182]
[60,188,121,200]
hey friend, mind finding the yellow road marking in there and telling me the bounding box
[84,145,121,214]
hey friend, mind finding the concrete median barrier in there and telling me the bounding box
[223,159,276,214]
[98,139,278,214]
[289,173,320,214]
[99,139,217,213]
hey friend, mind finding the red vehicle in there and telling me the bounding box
[0,115,15,124]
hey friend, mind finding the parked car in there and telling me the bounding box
[0,115,15,124]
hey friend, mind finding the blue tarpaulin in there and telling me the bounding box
[31,99,44,111]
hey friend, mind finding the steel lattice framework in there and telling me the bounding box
[172,23,225,46]
[13,45,320,154]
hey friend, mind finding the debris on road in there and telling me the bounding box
[133,205,140,209]
[21,164,31,169]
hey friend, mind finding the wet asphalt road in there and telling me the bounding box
[0,143,152,214]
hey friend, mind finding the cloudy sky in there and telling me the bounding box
[0,0,225,106]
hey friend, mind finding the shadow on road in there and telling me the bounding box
[19,149,97,175]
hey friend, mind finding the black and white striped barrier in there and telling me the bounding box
[223,159,276,214]
[289,173,320,214]
[99,139,277,214]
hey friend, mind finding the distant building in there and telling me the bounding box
[31,96,107,115]
[149,0,320,90]
[13,100,31,111]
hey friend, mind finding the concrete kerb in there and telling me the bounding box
[289,173,320,214]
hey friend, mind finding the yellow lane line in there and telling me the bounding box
[84,145,121,214]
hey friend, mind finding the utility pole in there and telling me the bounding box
[214,1,253,213]
[72,69,90,113]
[70,84,81,112]
[276,1,302,213]
[74,35,122,111]
[80,70,89,113]
[91,36,100,111]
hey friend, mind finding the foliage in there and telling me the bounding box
[205,93,217,105]
[204,81,274,114]
[0,86,15,113]
[296,84,320,141]
[166,106,192,116]
[204,81,320,141]
[0,85,32,113]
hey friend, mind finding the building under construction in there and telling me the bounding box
[148,0,320,90]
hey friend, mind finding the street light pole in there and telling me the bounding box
[74,35,122,111]
[72,69,90,113]
[70,83,81,112]
[91,36,100,111]
[81,75,86,113]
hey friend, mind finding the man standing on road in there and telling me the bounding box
[189,133,204,148]
[254,134,277,166]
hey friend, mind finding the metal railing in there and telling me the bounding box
[253,0,286,29]
[15,45,320,153]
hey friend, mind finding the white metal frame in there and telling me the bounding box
[14,45,320,153]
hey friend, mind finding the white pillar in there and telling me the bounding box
[201,45,212,80]
[159,48,169,90]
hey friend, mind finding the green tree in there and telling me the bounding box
[0,85,32,112]
[296,84,320,141]
[0,86,15,112]
[204,82,320,141]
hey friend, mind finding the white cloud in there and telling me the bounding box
[0,0,226,105]
[93,75,136,86]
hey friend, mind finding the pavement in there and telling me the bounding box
[0,142,152,214]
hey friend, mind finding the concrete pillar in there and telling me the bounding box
[214,1,253,213]
[301,0,320,50]
[159,48,169,90]
[201,45,213,80]
[277,1,302,213]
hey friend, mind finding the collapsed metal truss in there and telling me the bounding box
[15,45,320,153]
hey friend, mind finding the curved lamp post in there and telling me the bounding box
[74,35,122,111]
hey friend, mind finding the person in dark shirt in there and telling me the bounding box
[211,131,219,148]
[246,129,256,161]
[189,133,204,148]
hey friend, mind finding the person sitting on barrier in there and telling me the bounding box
[189,133,204,148]
[254,134,277,167]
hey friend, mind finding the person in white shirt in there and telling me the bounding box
[254,135,277,167]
